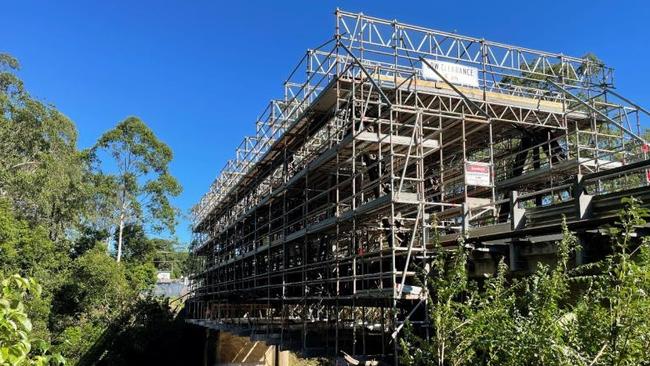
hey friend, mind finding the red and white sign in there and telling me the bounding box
[465,162,492,187]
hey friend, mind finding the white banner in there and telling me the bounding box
[422,59,479,87]
[465,161,491,187]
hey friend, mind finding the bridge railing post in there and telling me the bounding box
[462,202,469,235]
[573,174,593,220]
[510,190,525,230]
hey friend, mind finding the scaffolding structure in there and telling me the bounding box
[187,10,650,364]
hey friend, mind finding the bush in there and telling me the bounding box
[0,274,64,365]
[401,199,650,365]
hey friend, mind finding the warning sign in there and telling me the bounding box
[421,59,479,87]
[465,162,491,187]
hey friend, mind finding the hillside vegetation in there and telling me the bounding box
[0,53,190,365]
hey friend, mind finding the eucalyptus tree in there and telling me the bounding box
[0,53,92,241]
[93,117,181,262]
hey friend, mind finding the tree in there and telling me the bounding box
[92,117,181,262]
[500,53,604,90]
[70,226,109,260]
[119,226,179,270]
[0,199,70,342]
[116,223,170,264]
[51,247,132,341]
[0,54,94,243]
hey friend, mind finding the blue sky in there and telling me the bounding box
[2,1,649,245]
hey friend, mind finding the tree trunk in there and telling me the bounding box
[116,189,128,262]
[117,211,125,262]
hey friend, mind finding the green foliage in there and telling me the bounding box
[409,240,475,364]
[500,53,604,90]
[51,321,102,363]
[124,262,157,293]
[576,197,650,365]
[402,200,650,365]
[49,247,138,362]
[0,274,64,365]
[54,247,130,322]
[0,200,69,341]
[70,226,109,260]
[169,250,190,279]
[118,223,170,263]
